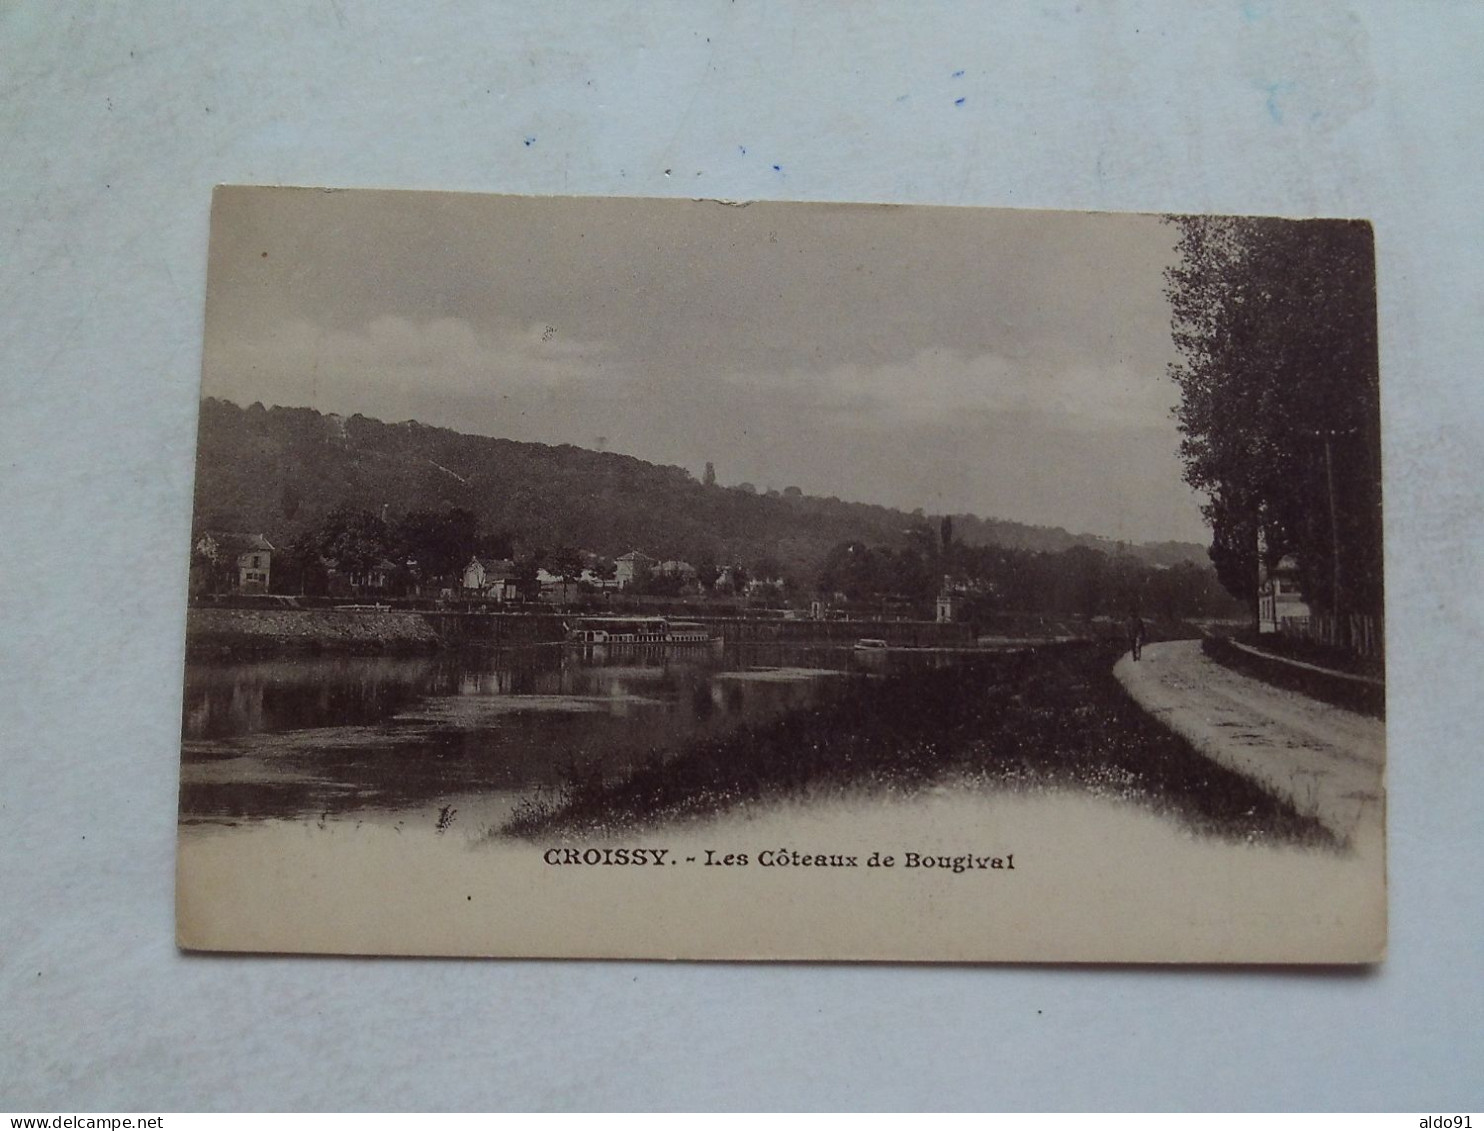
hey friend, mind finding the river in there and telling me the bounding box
[179,641,937,829]
[175,641,1386,963]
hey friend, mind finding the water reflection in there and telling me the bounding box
[180,643,903,825]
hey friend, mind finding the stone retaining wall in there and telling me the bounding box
[186,607,442,657]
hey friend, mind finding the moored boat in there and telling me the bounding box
[565,617,719,645]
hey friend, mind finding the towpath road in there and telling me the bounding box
[1115,639,1384,845]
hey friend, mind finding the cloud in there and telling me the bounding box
[207,317,1181,461]
[731,347,1176,432]
[206,315,621,405]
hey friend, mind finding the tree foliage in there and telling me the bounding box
[395,507,477,581]
[814,536,1242,623]
[1165,216,1383,619]
[316,507,390,576]
[193,398,1238,611]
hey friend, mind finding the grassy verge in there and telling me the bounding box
[1231,629,1384,680]
[502,642,1333,848]
[1203,637,1384,719]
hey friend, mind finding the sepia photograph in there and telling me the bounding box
[176,187,1384,962]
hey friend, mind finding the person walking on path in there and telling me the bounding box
[1127,613,1146,661]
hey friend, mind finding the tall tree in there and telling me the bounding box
[695,557,720,592]
[279,481,302,521]
[316,507,392,577]
[550,546,585,603]
[511,556,541,601]
[395,507,477,582]
[279,531,328,596]
[1165,216,1382,625]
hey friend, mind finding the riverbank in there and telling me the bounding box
[184,604,980,659]
[502,641,1332,848]
[185,607,444,658]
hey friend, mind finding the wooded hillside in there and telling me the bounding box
[191,398,1211,582]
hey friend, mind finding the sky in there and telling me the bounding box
[202,187,1211,545]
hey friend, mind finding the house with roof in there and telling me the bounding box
[654,559,702,594]
[1258,554,1311,634]
[580,567,622,591]
[935,593,960,623]
[1252,555,1311,635]
[463,556,510,591]
[714,564,756,594]
[614,550,655,589]
[194,532,275,593]
[462,556,521,601]
[349,557,402,592]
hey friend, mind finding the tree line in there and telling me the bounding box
[816,526,1241,623]
[192,398,1212,592]
[1165,215,1383,631]
[194,497,1239,623]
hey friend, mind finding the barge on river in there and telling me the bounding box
[564,617,719,645]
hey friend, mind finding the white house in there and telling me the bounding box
[195,532,275,592]
[935,593,959,623]
[462,556,519,600]
[1258,554,1311,634]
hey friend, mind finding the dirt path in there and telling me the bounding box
[1115,639,1385,845]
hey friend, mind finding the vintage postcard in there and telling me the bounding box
[176,187,1385,962]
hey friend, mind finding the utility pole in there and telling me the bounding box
[1324,433,1342,628]
[1310,425,1357,647]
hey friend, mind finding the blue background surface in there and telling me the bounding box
[2,1,1480,1111]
